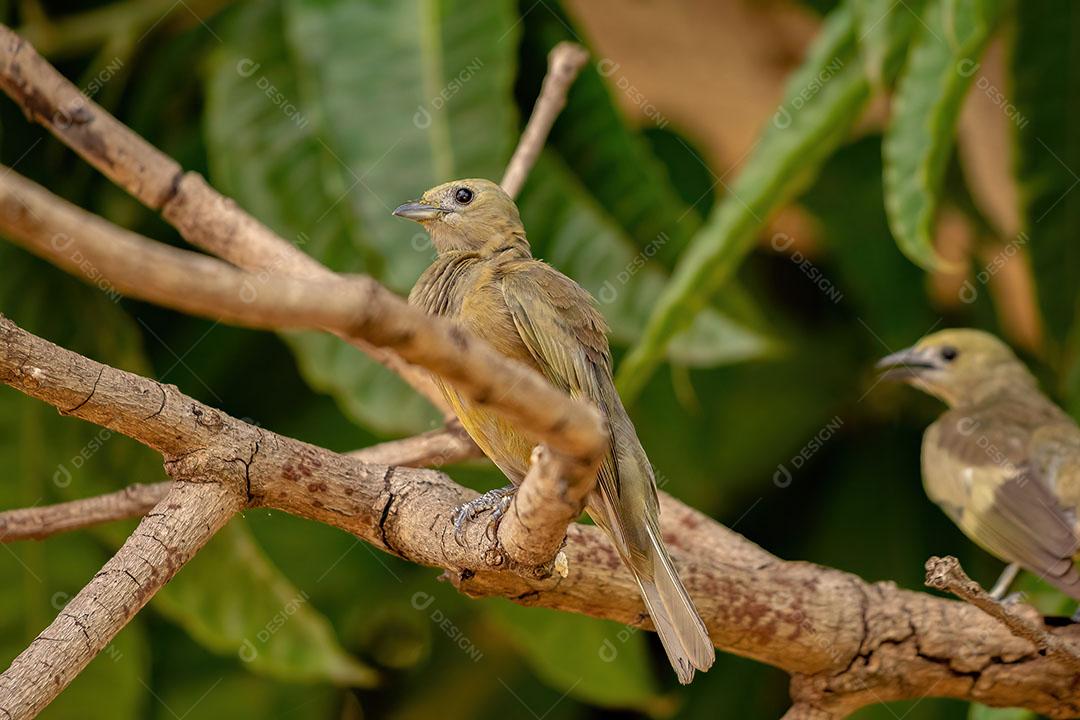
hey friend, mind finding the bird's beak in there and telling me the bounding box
[875,346,940,381]
[392,201,446,222]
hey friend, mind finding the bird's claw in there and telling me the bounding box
[997,591,1026,606]
[452,485,517,547]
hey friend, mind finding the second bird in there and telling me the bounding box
[394,178,715,683]
[878,329,1080,600]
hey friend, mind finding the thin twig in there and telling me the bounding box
[925,555,1080,672]
[500,41,589,198]
[0,482,170,542]
[348,424,481,467]
[0,481,241,718]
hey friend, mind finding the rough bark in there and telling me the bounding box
[0,481,241,719]
[3,316,1080,717]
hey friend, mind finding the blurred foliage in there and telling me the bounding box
[0,0,1075,718]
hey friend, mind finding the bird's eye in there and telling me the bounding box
[940,346,958,362]
[454,187,474,205]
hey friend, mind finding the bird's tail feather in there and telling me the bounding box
[629,522,715,684]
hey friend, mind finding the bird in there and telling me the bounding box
[876,328,1080,601]
[393,178,715,683]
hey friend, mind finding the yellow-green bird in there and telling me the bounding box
[877,328,1080,599]
[394,178,714,683]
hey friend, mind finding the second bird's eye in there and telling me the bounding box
[455,187,474,204]
[940,346,958,362]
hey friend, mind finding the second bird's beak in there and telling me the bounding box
[875,346,940,381]
[392,201,446,222]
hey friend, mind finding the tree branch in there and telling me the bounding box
[496,446,591,571]
[347,424,480,467]
[0,27,586,420]
[0,482,170,542]
[3,315,1080,717]
[0,168,606,467]
[500,41,589,198]
[925,555,1080,672]
[0,480,241,719]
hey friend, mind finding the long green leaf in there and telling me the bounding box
[489,603,667,714]
[616,4,872,402]
[522,10,775,364]
[968,704,1036,720]
[519,154,777,367]
[206,0,519,436]
[1012,1,1080,390]
[0,246,375,688]
[853,0,928,87]
[883,0,1006,271]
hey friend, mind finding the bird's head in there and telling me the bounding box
[392,178,529,256]
[875,328,1036,407]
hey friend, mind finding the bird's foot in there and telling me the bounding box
[997,591,1026,606]
[452,485,517,546]
[988,562,1021,600]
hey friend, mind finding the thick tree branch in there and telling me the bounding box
[0,480,241,719]
[0,482,170,542]
[0,168,606,467]
[500,41,589,198]
[0,27,586,421]
[0,430,478,545]
[3,316,1080,717]
[0,21,452,417]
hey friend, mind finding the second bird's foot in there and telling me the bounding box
[452,485,517,546]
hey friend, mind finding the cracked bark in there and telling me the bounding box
[0,483,170,541]
[3,316,1080,717]
[0,481,240,719]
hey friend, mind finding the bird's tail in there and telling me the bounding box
[625,521,715,684]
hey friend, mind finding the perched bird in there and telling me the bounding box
[877,329,1080,599]
[394,178,714,683]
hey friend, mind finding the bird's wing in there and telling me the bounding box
[502,259,716,681]
[923,402,1080,597]
[499,261,632,554]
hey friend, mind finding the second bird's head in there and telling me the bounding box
[392,178,529,256]
[876,328,1037,407]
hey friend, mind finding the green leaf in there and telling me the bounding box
[802,136,939,347]
[154,521,377,686]
[1011,2,1080,382]
[853,0,928,87]
[489,602,670,714]
[883,0,1006,271]
[524,9,703,263]
[205,0,519,436]
[204,0,439,436]
[968,704,1037,720]
[520,11,776,367]
[519,154,777,367]
[616,4,872,402]
[0,247,374,688]
[0,390,150,720]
